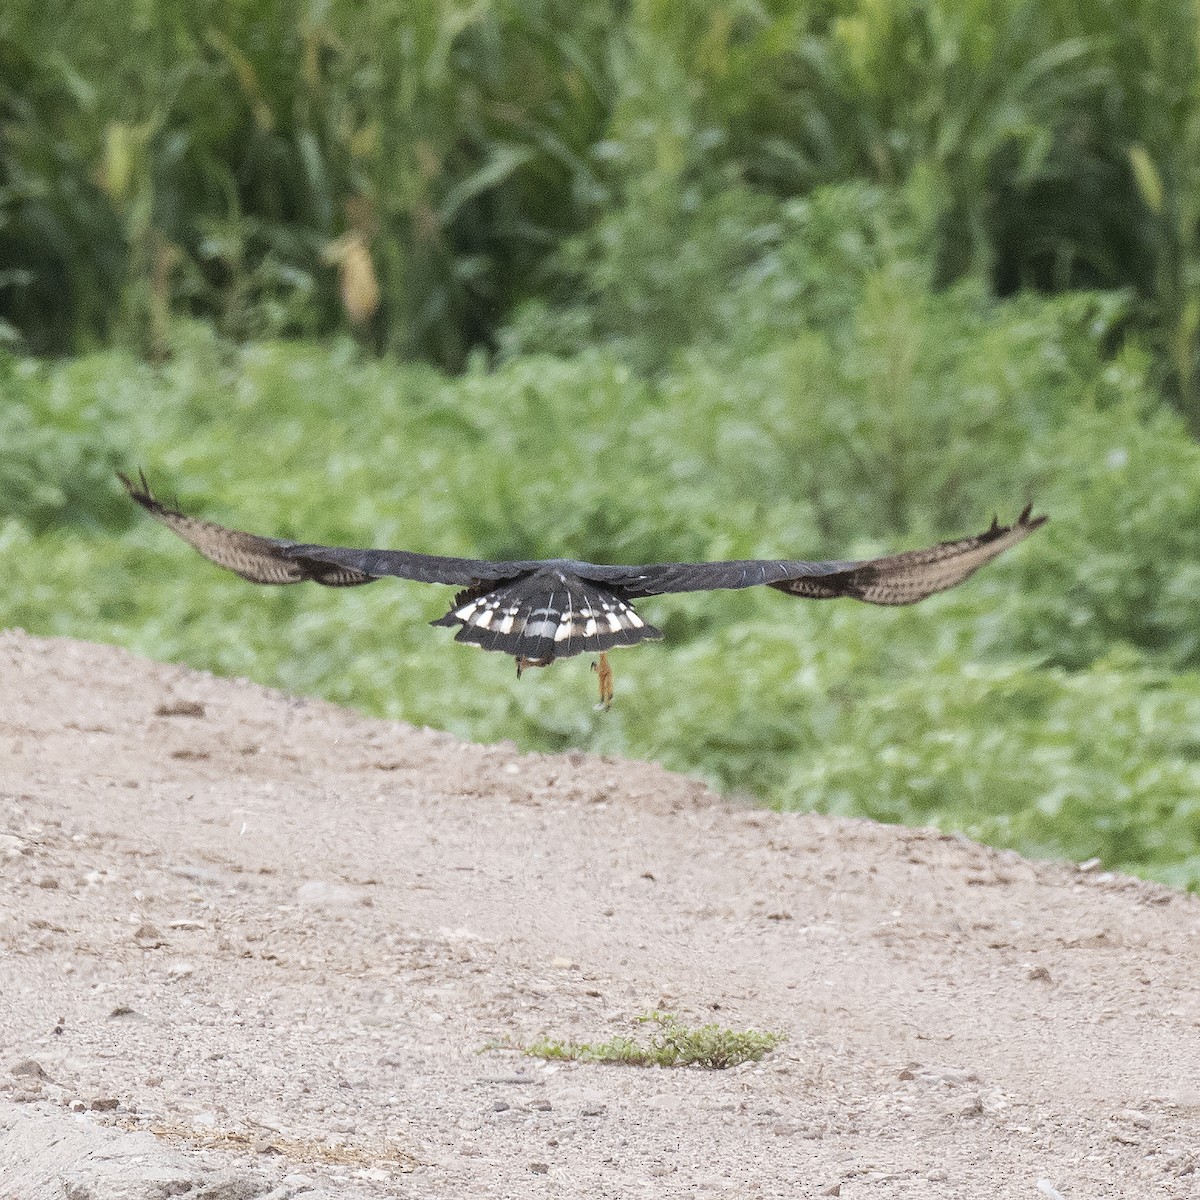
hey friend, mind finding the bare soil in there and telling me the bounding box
[1,629,1199,1199]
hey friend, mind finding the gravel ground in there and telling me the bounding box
[2,628,1199,1199]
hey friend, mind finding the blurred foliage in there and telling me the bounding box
[0,0,615,365]
[1,0,1200,409]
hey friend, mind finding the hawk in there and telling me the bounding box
[120,472,1045,708]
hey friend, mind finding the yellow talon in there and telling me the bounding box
[592,651,614,711]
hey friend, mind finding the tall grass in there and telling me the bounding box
[0,0,617,365]
[3,0,1200,406]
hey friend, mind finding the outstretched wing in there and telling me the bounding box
[123,473,1043,604]
[119,472,527,588]
[574,507,1046,604]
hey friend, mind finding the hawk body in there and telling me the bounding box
[120,472,1045,707]
[432,569,661,662]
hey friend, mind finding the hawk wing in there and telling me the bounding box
[119,472,533,588]
[571,507,1046,604]
[123,471,1044,708]
[123,472,1042,605]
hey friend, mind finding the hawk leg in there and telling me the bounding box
[515,656,552,679]
[592,652,614,711]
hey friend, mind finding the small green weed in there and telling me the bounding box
[516,1012,784,1070]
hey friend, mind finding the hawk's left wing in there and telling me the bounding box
[575,507,1046,604]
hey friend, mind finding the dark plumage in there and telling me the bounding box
[120,471,1046,707]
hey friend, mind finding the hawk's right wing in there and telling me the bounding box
[120,473,526,588]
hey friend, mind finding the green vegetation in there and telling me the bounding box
[4,0,1200,409]
[513,1012,784,1070]
[6,2,1200,889]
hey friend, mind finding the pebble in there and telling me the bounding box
[167,864,223,884]
[917,1066,979,1087]
[1117,1108,1153,1128]
[11,1060,50,1081]
[155,699,206,718]
[549,1086,606,1116]
[296,880,362,909]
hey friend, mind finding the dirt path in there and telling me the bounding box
[1,629,1198,1198]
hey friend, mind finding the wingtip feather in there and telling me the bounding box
[118,468,157,510]
[1017,503,1048,531]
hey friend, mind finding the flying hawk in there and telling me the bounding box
[120,472,1045,708]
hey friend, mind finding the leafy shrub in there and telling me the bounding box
[516,1012,784,1070]
[0,355,141,531]
[1009,402,1200,669]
